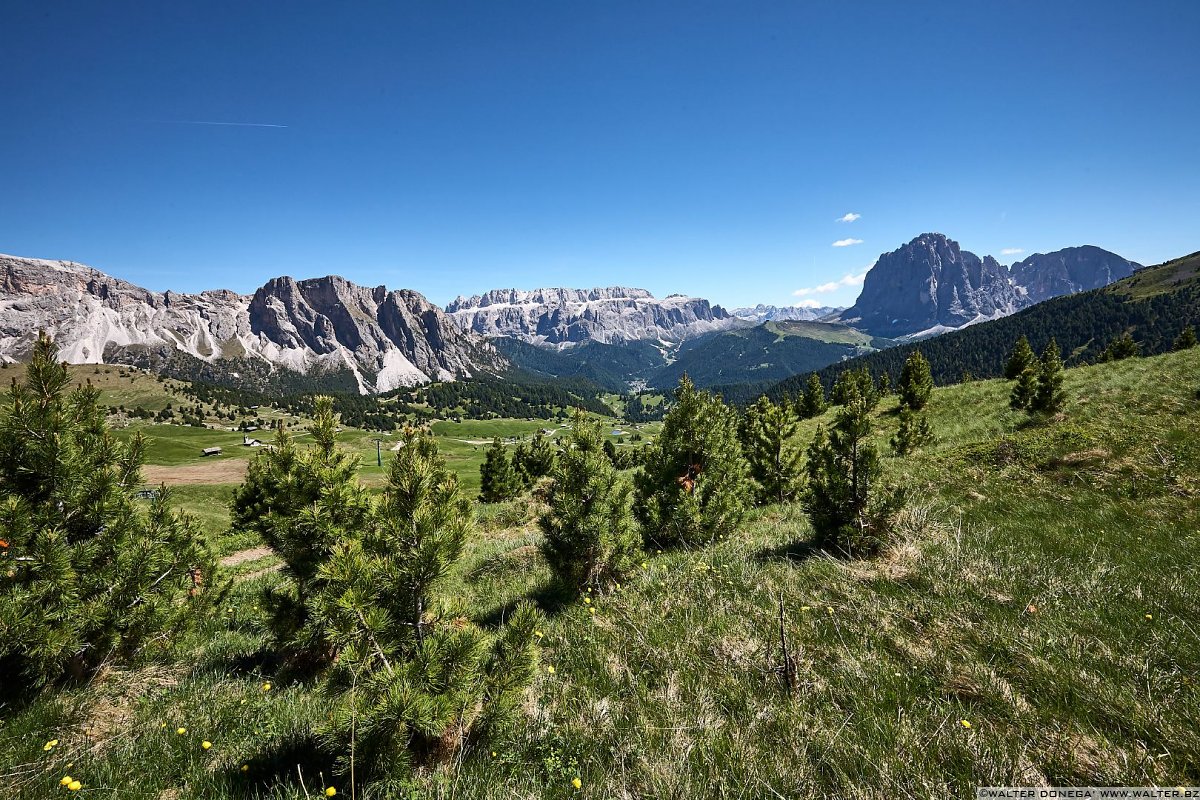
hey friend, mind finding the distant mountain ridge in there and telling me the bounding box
[841,234,1139,337]
[445,286,744,346]
[731,304,842,322]
[0,253,502,394]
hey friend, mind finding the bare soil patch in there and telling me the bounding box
[143,460,248,485]
[219,546,273,567]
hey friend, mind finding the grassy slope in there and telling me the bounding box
[2,349,1197,798]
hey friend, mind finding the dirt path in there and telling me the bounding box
[143,460,248,485]
[219,546,273,567]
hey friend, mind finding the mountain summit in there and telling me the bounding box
[841,234,1138,337]
[0,254,502,394]
[446,286,742,346]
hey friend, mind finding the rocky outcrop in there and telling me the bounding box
[0,253,503,393]
[446,286,744,345]
[1009,246,1138,303]
[840,234,1139,337]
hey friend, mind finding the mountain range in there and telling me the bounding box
[0,254,501,394]
[842,234,1139,338]
[0,233,1143,395]
[445,287,742,346]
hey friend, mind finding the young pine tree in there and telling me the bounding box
[1032,338,1066,414]
[832,367,879,410]
[634,375,752,546]
[802,394,904,558]
[1100,331,1140,362]
[1174,325,1198,351]
[798,373,827,419]
[1009,365,1039,411]
[742,396,804,504]
[898,350,934,411]
[540,414,639,592]
[1004,335,1037,380]
[0,333,215,689]
[230,396,371,652]
[513,431,556,488]
[478,437,523,502]
[890,406,934,456]
[313,426,543,781]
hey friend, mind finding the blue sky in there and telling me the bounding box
[2,1,1198,309]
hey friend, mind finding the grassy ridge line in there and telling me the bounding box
[2,349,1197,798]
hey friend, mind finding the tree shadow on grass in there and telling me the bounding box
[476,581,575,630]
[753,538,825,564]
[217,732,338,798]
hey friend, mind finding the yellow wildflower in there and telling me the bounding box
[68,781,82,791]
[241,764,250,773]
[261,682,272,692]
[589,607,596,615]
[325,788,337,797]
[572,776,582,789]
[583,597,591,604]
[960,720,972,729]
[60,776,72,786]
[534,630,544,639]
[202,741,212,750]
[43,739,58,751]
[546,665,556,674]
[1145,613,1153,620]
[177,727,187,735]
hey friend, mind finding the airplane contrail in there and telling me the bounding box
[164,120,288,128]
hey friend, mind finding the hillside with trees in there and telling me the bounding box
[754,251,1200,404]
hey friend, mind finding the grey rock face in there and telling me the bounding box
[842,234,1022,337]
[0,253,502,393]
[446,286,744,345]
[1009,246,1139,303]
[841,234,1138,337]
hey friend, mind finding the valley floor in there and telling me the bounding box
[2,350,1198,798]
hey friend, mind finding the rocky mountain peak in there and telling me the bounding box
[841,235,1140,337]
[0,253,502,393]
[445,285,741,346]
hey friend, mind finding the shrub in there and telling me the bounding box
[803,395,904,557]
[313,426,543,780]
[0,333,215,689]
[230,397,371,654]
[890,407,934,456]
[898,350,933,411]
[540,414,639,592]
[634,376,752,546]
[479,438,523,503]
[742,396,804,503]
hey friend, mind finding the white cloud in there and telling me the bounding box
[836,212,861,223]
[1001,247,1024,256]
[795,298,823,309]
[832,238,863,247]
[792,270,869,297]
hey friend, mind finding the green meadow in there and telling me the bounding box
[2,349,1197,798]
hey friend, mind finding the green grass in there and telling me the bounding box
[1110,250,1200,300]
[765,319,878,345]
[123,425,249,466]
[3,349,1198,797]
